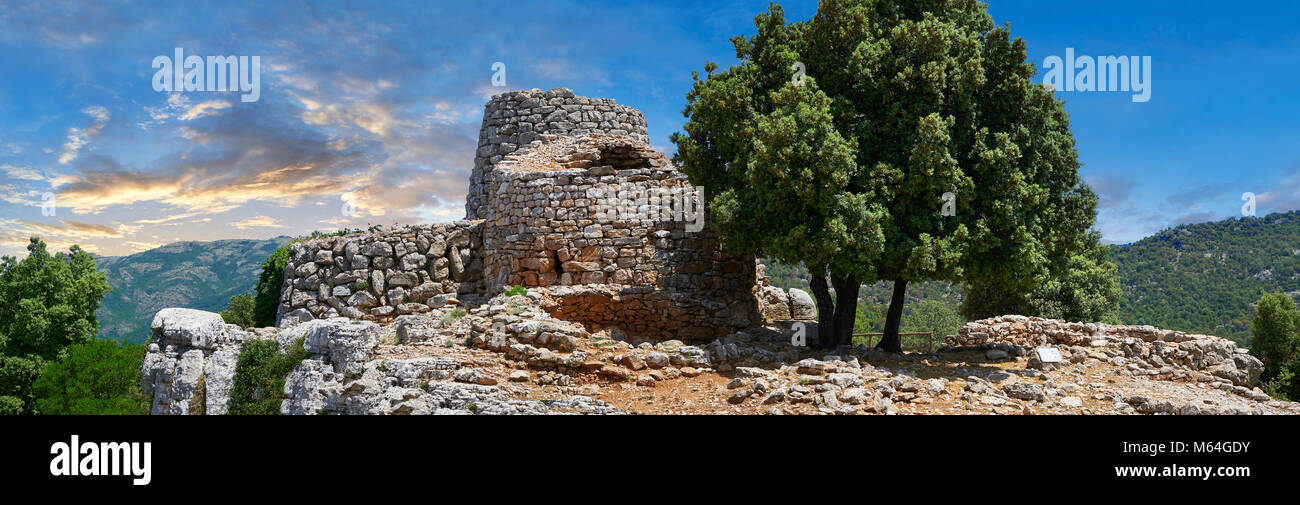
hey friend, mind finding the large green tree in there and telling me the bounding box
[1251,292,1300,399]
[672,0,1096,351]
[0,237,112,413]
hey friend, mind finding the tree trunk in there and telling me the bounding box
[808,269,836,349]
[878,279,908,353]
[830,274,859,352]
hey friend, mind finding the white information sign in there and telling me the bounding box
[1036,347,1063,363]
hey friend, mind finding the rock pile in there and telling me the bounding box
[945,315,1264,388]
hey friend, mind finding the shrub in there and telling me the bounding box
[32,338,150,415]
[228,337,309,415]
[440,308,468,325]
[252,245,291,328]
[504,285,527,297]
[220,291,257,328]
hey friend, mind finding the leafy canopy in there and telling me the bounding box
[33,338,151,415]
[0,238,112,414]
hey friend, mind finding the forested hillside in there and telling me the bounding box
[1110,210,1300,345]
[764,210,1300,346]
[94,237,291,344]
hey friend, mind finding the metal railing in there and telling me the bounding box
[852,332,934,352]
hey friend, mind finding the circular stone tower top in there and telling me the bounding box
[465,88,649,219]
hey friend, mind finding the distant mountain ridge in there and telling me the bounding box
[94,237,290,344]
[763,210,1300,346]
[1110,210,1300,345]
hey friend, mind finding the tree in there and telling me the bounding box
[672,0,1095,351]
[0,238,112,414]
[961,230,1121,323]
[33,338,150,415]
[1251,292,1300,400]
[252,245,290,328]
[906,299,965,342]
[221,291,257,329]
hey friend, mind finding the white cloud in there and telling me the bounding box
[229,215,287,229]
[58,106,110,164]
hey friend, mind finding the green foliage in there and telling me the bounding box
[252,245,291,329]
[504,285,527,297]
[0,238,112,414]
[33,338,150,415]
[440,308,468,325]
[672,1,1095,351]
[1251,292,1300,400]
[220,291,257,329]
[907,299,965,340]
[94,237,290,344]
[1263,367,1294,402]
[962,231,1121,323]
[1112,211,1300,345]
[252,229,367,329]
[228,337,309,415]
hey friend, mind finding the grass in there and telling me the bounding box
[440,307,468,325]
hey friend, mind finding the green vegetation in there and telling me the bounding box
[252,245,292,329]
[504,285,527,297]
[1252,292,1300,400]
[253,228,367,328]
[32,338,151,415]
[0,238,112,414]
[220,291,257,328]
[962,233,1122,323]
[672,1,1098,351]
[228,337,309,415]
[440,308,468,325]
[1111,211,1300,345]
[95,237,291,344]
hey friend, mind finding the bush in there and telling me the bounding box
[32,338,150,415]
[252,245,291,328]
[227,337,309,415]
[504,285,527,297]
[440,308,468,325]
[1252,292,1300,400]
[220,291,257,328]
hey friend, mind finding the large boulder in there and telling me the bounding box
[758,286,791,320]
[151,308,228,349]
[787,289,817,320]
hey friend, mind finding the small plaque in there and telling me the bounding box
[1036,347,1062,363]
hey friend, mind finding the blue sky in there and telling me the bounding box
[1,0,1298,256]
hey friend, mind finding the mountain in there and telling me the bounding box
[1110,210,1300,345]
[94,237,291,344]
[763,210,1300,346]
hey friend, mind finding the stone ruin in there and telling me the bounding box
[277,88,812,343]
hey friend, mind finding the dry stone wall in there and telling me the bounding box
[946,315,1265,387]
[278,222,484,324]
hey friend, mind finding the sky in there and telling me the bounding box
[1,0,1298,257]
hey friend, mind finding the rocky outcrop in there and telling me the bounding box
[140,308,270,415]
[946,315,1265,388]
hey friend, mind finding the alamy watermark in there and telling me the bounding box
[593,184,705,232]
[152,48,261,102]
[1043,48,1151,103]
